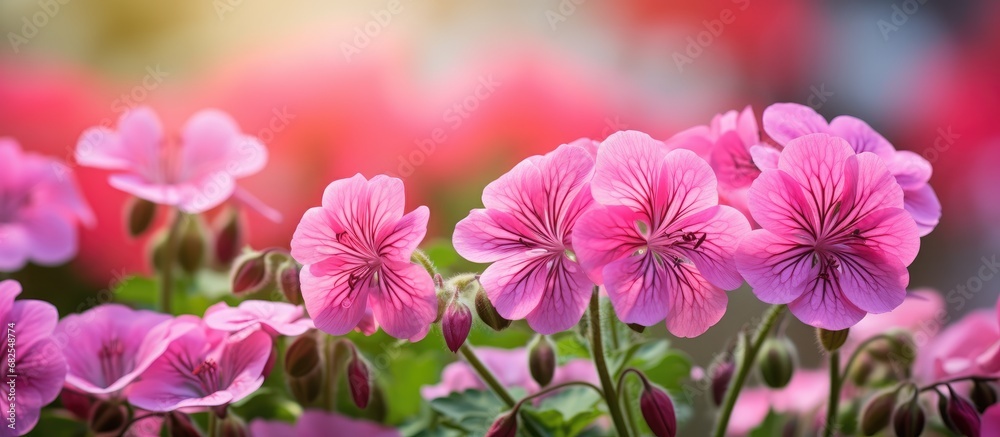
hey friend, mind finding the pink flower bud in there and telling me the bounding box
[284,334,323,405]
[231,252,270,295]
[945,386,981,436]
[442,299,472,353]
[640,383,677,437]
[278,263,303,305]
[168,412,202,437]
[529,335,556,387]
[710,360,734,406]
[125,197,157,238]
[213,208,243,267]
[347,347,372,409]
[485,412,518,437]
[88,399,128,436]
[221,415,249,437]
[893,399,925,437]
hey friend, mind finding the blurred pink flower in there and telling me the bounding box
[420,347,598,400]
[453,141,595,334]
[0,280,66,437]
[762,103,941,236]
[735,134,920,330]
[56,305,192,397]
[290,174,435,340]
[573,131,750,337]
[0,138,93,272]
[204,300,313,337]
[918,296,1000,381]
[984,404,1000,437]
[850,289,944,345]
[664,106,762,221]
[250,409,399,437]
[75,106,269,215]
[727,370,828,436]
[127,317,272,412]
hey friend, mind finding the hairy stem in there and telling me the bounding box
[824,350,841,437]
[459,343,544,437]
[159,211,185,314]
[712,304,786,437]
[589,288,631,437]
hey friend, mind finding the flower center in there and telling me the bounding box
[98,338,126,387]
[192,359,221,394]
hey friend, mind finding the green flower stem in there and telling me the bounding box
[824,350,841,437]
[159,211,185,314]
[459,343,544,437]
[839,333,897,381]
[589,288,631,437]
[712,304,786,437]
[207,412,218,437]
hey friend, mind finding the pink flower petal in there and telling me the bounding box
[664,264,728,338]
[453,209,539,263]
[75,107,163,172]
[180,109,267,180]
[478,250,552,321]
[903,184,941,237]
[762,103,829,145]
[735,230,817,304]
[667,206,750,290]
[524,256,592,334]
[887,150,932,190]
[20,208,76,266]
[603,253,671,326]
[290,207,347,266]
[300,259,370,336]
[378,206,429,260]
[828,115,895,158]
[788,278,866,330]
[777,134,855,215]
[366,260,436,339]
[572,205,646,285]
[834,245,908,314]
[746,169,816,236]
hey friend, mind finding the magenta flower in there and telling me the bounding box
[250,410,400,437]
[204,300,313,337]
[762,103,940,236]
[75,106,270,215]
[0,138,93,272]
[664,106,763,221]
[0,280,66,437]
[291,174,436,340]
[735,133,920,330]
[727,370,828,436]
[420,347,597,401]
[572,131,751,337]
[918,294,1000,380]
[452,141,596,334]
[55,304,192,397]
[127,317,272,412]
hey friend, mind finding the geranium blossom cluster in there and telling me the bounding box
[4,101,995,437]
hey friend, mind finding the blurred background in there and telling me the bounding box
[2,0,999,432]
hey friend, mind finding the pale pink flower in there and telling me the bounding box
[127,317,272,412]
[664,106,763,221]
[290,174,436,340]
[727,370,828,436]
[75,107,270,215]
[850,289,944,345]
[55,305,192,397]
[573,131,751,337]
[735,133,920,330]
[420,347,598,400]
[204,300,313,337]
[0,138,93,272]
[250,410,399,437]
[762,103,940,236]
[918,295,1000,381]
[0,280,67,437]
[453,141,595,334]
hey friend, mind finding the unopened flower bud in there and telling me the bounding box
[284,334,323,405]
[178,216,207,274]
[710,359,735,406]
[945,386,981,436]
[893,399,925,437]
[972,380,997,413]
[231,252,270,295]
[640,382,677,437]
[627,323,646,333]
[757,337,796,388]
[442,298,472,353]
[213,208,243,267]
[88,399,128,436]
[347,346,372,409]
[277,263,302,304]
[486,412,518,437]
[125,197,158,238]
[475,289,511,331]
[817,328,850,352]
[860,389,897,436]
[220,415,249,437]
[168,412,202,437]
[850,355,876,387]
[529,335,556,387]
[61,389,93,420]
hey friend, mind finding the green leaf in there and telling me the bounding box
[749,410,786,437]
[533,387,603,436]
[429,389,508,434]
[112,275,158,308]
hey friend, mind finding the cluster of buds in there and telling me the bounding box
[859,379,996,437]
[435,273,514,353]
[229,248,302,304]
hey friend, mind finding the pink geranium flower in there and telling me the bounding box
[735,134,920,330]
[127,317,272,412]
[0,138,94,272]
[420,347,598,400]
[290,174,436,340]
[918,294,1000,381]
[727,370,828,436]
[55,304,192,397]
[762,103,941,236]
[0,280,66,437]
[75,107,269,215]
[204,300,313,337]
[250,410,399,437]
[573,131,751,337]
[452,141,596,334]
[664,106,763,221]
